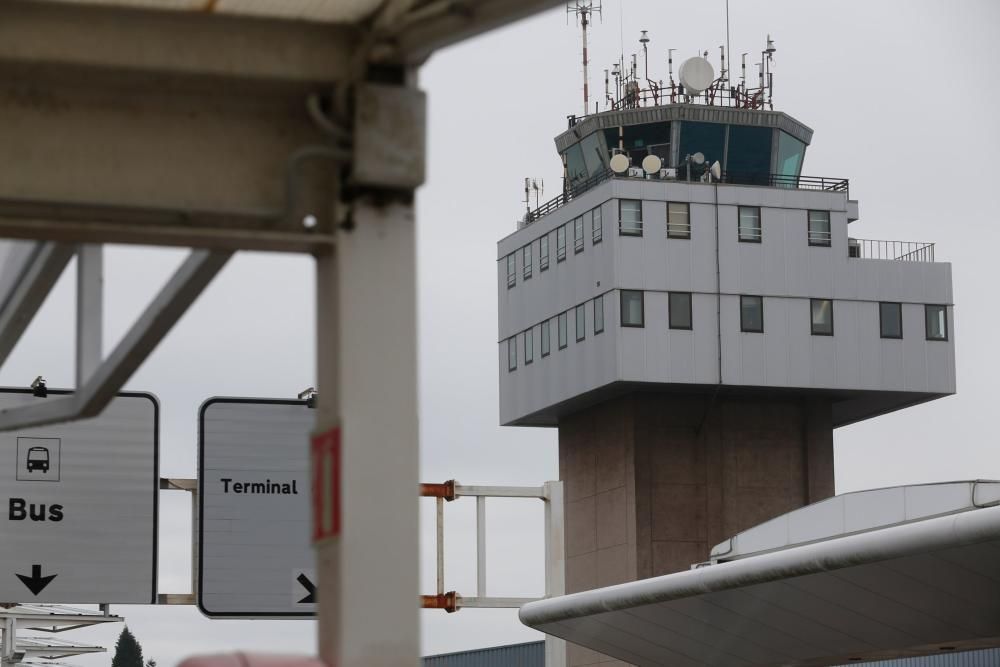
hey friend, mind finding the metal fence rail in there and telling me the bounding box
[721,171,849,194]
[850,238,935,262]
[520,170,849,227]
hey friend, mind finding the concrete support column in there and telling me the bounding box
[314,200,420,666]
[559,392,836,667]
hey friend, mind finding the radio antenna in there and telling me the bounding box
[725,0,732,84]
[568,2,603,116]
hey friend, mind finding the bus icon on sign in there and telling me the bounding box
[16,437,61,482]
[26,447,50,473]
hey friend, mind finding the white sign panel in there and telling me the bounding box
[0,389,158,604]
[198,398,315,618]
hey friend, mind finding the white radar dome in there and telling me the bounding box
[641,154,662,174]
[679,56,715,95]
[609,153,630,174]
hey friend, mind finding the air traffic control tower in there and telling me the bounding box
[497,33,955,665]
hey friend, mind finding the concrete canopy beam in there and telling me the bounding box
[0,1,360,86]
[372,0,564,65]
[0,1,358,252]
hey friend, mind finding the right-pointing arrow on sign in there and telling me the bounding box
[16,564,57,596]
[296,573,316,604]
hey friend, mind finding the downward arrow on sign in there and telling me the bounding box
[16,564,57,596]
[297,573,316,604]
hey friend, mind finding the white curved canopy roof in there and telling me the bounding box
[521,486,1000,666]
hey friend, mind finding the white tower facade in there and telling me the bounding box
[498,106,954,428]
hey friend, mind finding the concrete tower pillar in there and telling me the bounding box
[559,392,835,666]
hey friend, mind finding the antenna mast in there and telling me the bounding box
[568,1,602,115]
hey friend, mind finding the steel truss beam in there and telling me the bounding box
[0,250,231,432]
[0,242,75,368]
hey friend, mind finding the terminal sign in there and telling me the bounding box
[198,397,316,618]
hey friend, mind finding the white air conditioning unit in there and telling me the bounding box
[659,168,677,180]
[627,166,644,178]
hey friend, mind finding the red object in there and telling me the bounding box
[311,425,341,543]
[179,654,326,667]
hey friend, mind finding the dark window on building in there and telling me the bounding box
[574,216,585,253]
[557,312,568,349]
[667,202,691,239]
[563,143,587,188]
[575,304,586,342]
[506,254,516,288]
[556,226,567,262]
[678,121,725,181]
[539,234,550,271]
[776,131,806,180]
[619,200,643,236]
[524,328,533,364]
[592,206,603,243]
[605,121,672,168]
[925,305,948,341]
[738,206,762,243]
[808,210,831,247]
[507,337,517,371]
[726,125,773,184]
[669,292,693,330]
[880,302,903,339]
[811,299,834,336]
[620,290,644,327]
[594,295,604,334]
[541,320,551,357]
[740,295,764,332]
[522,244,532,279]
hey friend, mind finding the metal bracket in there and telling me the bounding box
[0,249,232,432]
[157,478,198,606]
[418,481,564,611]
[419,481,566,666]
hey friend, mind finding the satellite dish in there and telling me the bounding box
[691,152,705,165]
[678,56,715,95]
[609,153,630,174]
[710,160,722,180]
[641,154,662,175]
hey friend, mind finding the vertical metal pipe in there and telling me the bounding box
[76,244,103,387]
[476,496,487,597]
[1,618,13,667]
[436,496,445,596]
[191,483,199,599]
[543,481,566,667]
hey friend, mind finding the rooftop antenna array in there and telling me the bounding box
[567,1,603,116]
[589,28,776,114]
[524,177,544,213]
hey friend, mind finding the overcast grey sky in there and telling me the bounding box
[0,0,998,664]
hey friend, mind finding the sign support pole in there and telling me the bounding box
[315,196,420,665]
[1,617,13,667]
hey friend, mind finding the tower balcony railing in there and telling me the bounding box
[848,238,935,262]
[519,168,849,229]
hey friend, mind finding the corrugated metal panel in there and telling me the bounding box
[836,648,1000,667]
[422,641,544,667]
[421,643,1000,667]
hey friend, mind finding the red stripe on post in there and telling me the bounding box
[311,426,341,543]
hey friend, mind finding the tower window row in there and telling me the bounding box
[506,294,607,371]
[505,203,603,289]
[507,296,949,369]
[617,200,833,247]
[622,292,948,341]
[506,203,839,290]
